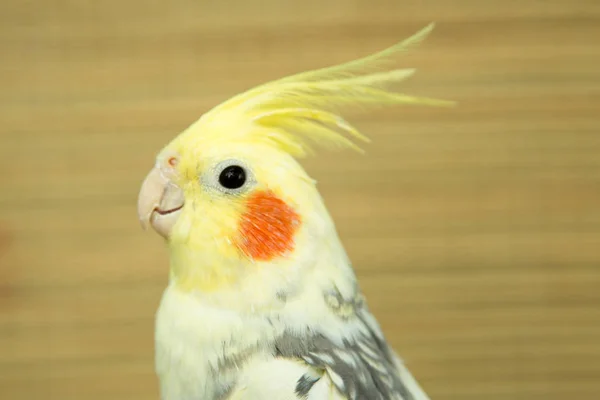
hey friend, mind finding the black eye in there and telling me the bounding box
[218,165,247,189]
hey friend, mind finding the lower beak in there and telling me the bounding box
[137,166,185,239]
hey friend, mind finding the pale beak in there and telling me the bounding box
[137,165,185,239]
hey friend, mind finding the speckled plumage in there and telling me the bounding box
[155,273,430,400]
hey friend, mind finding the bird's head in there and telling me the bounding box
[137,24,452,304]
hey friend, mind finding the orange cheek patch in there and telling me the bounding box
[236,190,301,261]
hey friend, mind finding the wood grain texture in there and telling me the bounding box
[1,1,599,399]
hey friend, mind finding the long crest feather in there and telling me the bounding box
[202,23,454,158]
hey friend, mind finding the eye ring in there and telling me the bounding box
[204,159,255,195]
[218,165,246,189]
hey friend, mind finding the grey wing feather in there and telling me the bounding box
[295,373,321,399]
[274,295,427,400]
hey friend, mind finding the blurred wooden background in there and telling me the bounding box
[1,1,599,399]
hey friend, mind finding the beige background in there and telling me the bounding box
[1,1,599,399]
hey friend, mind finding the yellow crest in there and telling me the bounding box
[194,23,454,158]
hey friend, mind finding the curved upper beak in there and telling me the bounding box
[137,165,185,238]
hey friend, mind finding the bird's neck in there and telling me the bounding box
[166,225,355,313]
[168,241,246,293]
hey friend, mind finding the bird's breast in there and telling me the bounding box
[154,284,278,400]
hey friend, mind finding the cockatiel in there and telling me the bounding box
[137,23,452,400]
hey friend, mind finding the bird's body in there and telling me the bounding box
[137,23,451,400]
[155,267,429,400]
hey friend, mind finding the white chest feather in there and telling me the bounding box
[155,285,280,400]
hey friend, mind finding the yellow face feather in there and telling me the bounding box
[140,23,453,296]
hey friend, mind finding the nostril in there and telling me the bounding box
[167,156,178,167]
